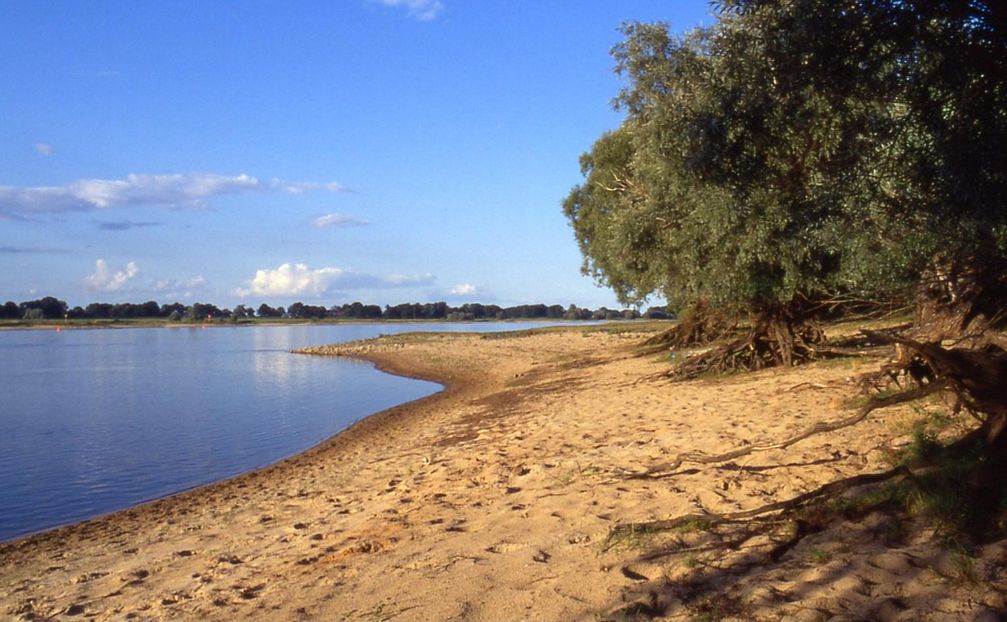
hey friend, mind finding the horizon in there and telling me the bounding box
[5,294,663,317]
[0,1,714,310]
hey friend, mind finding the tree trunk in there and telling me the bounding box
[668,302,824,379]
[913,256,1007,345]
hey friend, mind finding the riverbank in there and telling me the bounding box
[0,317,585,331]
[1,325,1004,620]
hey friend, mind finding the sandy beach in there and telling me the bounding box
[1,324,1004,621]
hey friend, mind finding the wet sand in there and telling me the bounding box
[1,325,1004,621]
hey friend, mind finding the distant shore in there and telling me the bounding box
[0,317,594,331]
[1,324,1002,621]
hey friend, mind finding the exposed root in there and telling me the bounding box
[616,381,948,480]
[861,328,1007,535]
[641,302,738,353]
[608,466,910,550]
[603,466,913,602]
[667,317,825,380]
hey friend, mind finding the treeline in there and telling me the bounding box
[2,296,672,322]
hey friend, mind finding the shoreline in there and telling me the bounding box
[0,318,604,332]
[0,349,454,547]
[2,326,1004,621]
[0,336,465,548]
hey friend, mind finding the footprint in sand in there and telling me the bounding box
[123,569,150,587]
[235,583,265,600]
[485,542,528,554]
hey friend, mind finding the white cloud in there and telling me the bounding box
[0,172,347,216]
[151,275,208,292]
[384,273,436,287]
[370,0,444,21]
[234,262,435,298]
[311,213,368,228]
[85,259,139,292]
[273,179,346,194]
[34,143,55,156]
[450,283,478,296]
[235,263,347,297]
[148,275,208,300]
[72,173,258,209]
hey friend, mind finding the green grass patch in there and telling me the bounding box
[581,320,671,336]
[807,547,832,563]
[603,516,714,552]
[670,516,715,534]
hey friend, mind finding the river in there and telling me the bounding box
[0,322,559,542]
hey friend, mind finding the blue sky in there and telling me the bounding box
[1,0,715,309]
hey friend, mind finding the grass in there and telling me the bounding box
[824,486,902,518]
[813,354,867,370]
[603,522,676,552]
[807,547,832,563]
[688,594,747,622]
[820,432,1004,539]
[581,320,672,336]
[671,516,715,534]
[548,462,602,487]
[603,515,714,553]
[947,550,982,587]
[840,385,910,411]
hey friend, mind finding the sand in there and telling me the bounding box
[1,324,1004,621]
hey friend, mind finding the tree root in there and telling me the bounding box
[641,301,738,353]
[608,323,1007,617]
[608,466,910,546]
[603,464,914,603]
[616,380,949,480]
[666,317,825,380]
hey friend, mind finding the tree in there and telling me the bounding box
[138,300,161,317]
[160,302,185,317]
[569,2,1007,572]
[1,301,21,319]
[716,0,1007,343]
[233,304,251,319]
[567,2,1007,373]
[257,303,283,318]
[183,302,221,321]
[20,296,68,319]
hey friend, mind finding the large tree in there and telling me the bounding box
[567,2,1007,547]
[718,0,1007,341]
[566,1,1007,371]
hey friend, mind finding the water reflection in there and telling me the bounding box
[0,321,568,541]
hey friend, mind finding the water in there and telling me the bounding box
[0,321,559,542]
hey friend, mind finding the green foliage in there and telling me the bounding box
[565,1,1007,322]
